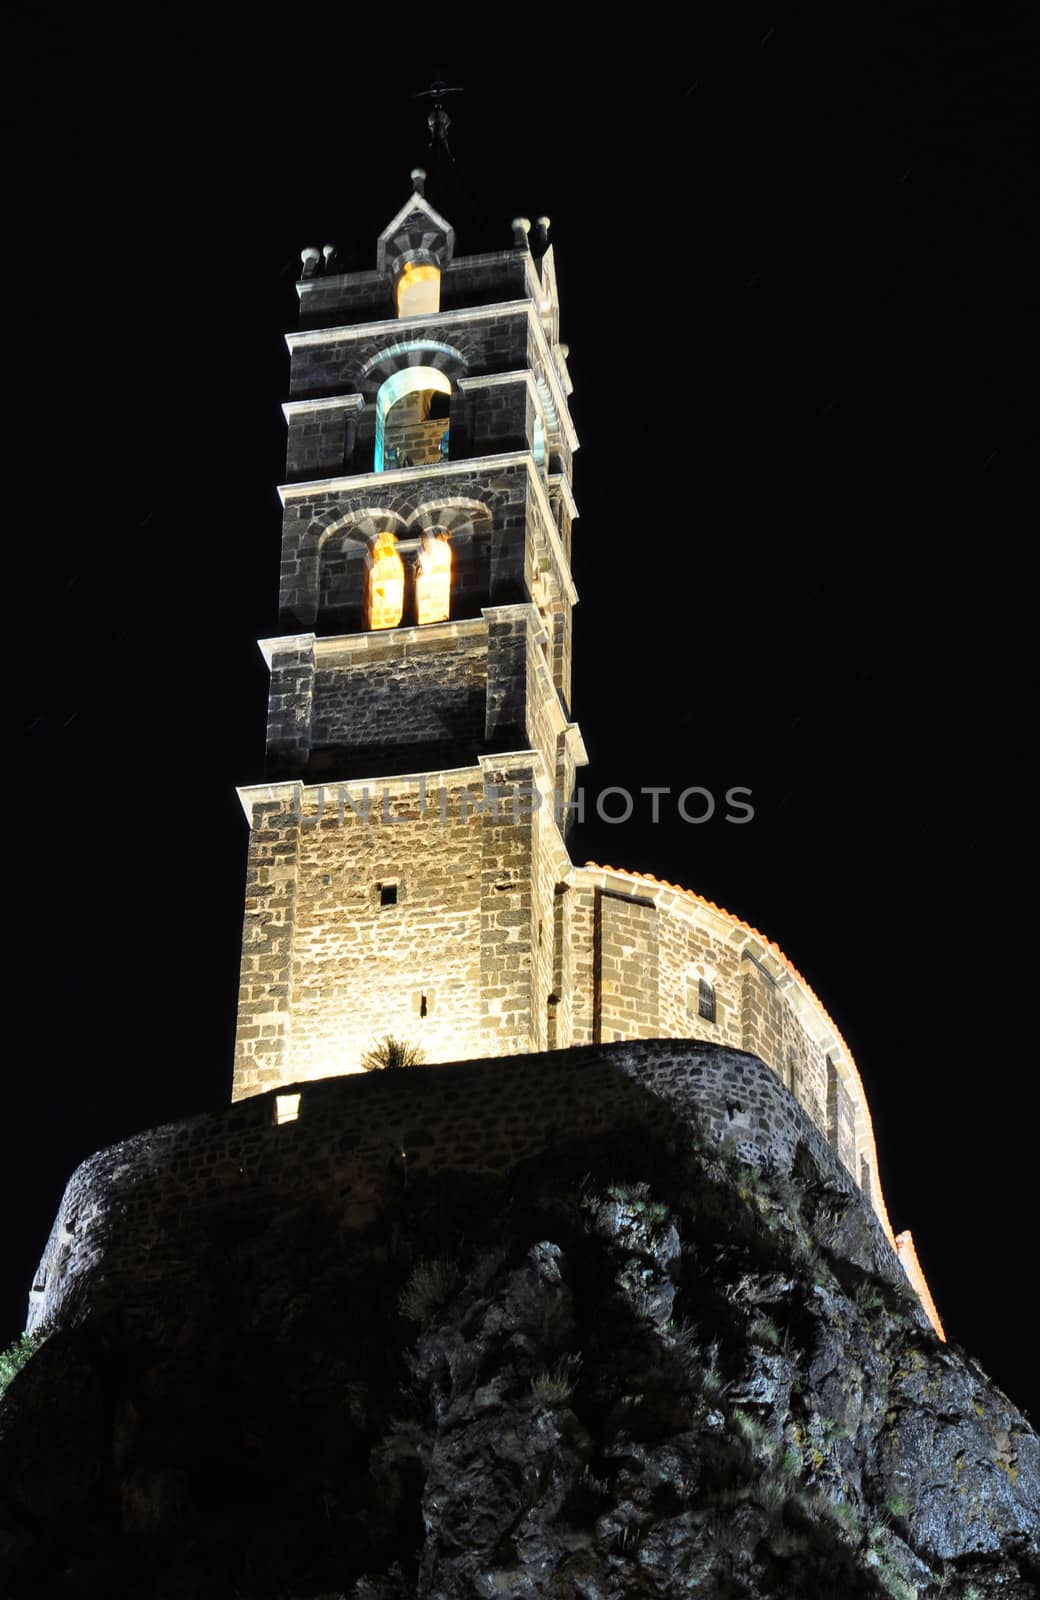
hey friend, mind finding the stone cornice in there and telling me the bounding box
[237,753,574,828]
[237,765,488,825]
[286,299,530,351]
[282,394,365,420]
[257,616,489,670]
[455,369,536,392]
[277,449,527,502]
[563,722,589,768]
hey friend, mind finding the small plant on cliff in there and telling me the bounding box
[749,1313,783,1347]
[604,1182,670,1225]
[870,1555,917,1600]
[397,1257,456,1325]
[361,1035,426,1071]
[529,1353,582,1406]
[821,1414,851,1446]
[753,1470,797,1514]
[854,1280,888,1316]
[0,1331,45,1398]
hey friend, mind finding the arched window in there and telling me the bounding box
[364,532,405,631]
[415,533,452,625]
[396,261,441,318]
[374,367,451,472]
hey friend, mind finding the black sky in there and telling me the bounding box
[5,10,1038,1420]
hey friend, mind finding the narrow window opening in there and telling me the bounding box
[380,883,398,906]
[364,531,405,630]
[419,991,428,1018]
[396,260,441,318]
[275,1092,301,1126]
[698,978,716,1023]
[415,532,452,624]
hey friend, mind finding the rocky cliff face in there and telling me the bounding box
[1,1114,1036,1598]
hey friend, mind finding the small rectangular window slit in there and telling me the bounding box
[275,1092,301,1126]
[380,883,398,906]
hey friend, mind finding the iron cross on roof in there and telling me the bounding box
[414,74,464,159]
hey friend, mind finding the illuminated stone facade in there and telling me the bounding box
[235,178,583,1099]
[231,176,939,1331]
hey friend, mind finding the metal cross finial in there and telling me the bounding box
[414,71,463,160]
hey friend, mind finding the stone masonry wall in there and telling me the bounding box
[828,1060,857,1175]
[29,1040,921,1341]
[233,754,575,1099]
[530,787,570,1054]
[236,795,300,1090]
[309,630,488,756]
[286,774,485,1083]
[567,880,599,1047]
[476,755,542,1059]
[263,611,561,787]
[597,892,661,1041]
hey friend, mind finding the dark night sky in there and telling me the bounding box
[5,11,1038,1422]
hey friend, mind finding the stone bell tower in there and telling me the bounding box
[233,174,586,1100]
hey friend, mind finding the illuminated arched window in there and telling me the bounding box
[374,366,451,472]
[364,532,405,631]
[415,533,452,625]
[396,261,441,318]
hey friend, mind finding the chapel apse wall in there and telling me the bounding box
[563,863,877,1210]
